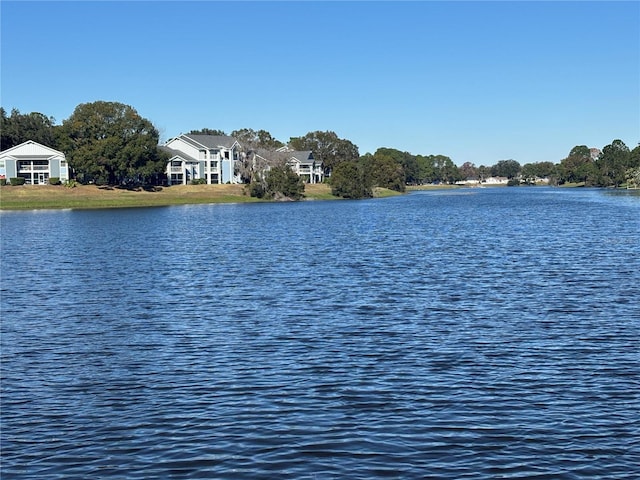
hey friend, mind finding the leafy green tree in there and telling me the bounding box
[0,107,58,149]
[329,160,372,199]
[521,161,557,184]
[289,131,359,174]
[630,144,640,168]
[231,128,284,150]
[558,145,595,184]
[364,151,406,192]
[415,155,436,184]
[596,139,630,187]
[188,128,226,136]
[372,148,417,185]
[60,101,166,185]
[430,155,461,184]
[491,159,521,179]
[625,166,640,189]
[262,165,305,200]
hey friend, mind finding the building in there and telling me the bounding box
[162,134,241,185]
[252,148,324,184]
[0,140,69,185]
[286,150,324,184]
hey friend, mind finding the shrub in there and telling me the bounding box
[190,178,206,185]
[49,177,61,185]
[65,179,77,188]
[10,177,25,186]
[0,179,6,186]
[248,181,265,198]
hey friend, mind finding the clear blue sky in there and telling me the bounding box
[2,1,638,165]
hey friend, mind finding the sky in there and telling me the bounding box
[1,1,638,166]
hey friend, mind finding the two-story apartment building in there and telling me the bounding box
[286,150,324,184]
[252,148,324,184]
[0,140,69,184]
[162,134,241,185]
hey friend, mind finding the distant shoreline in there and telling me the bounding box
[2,183,612,211]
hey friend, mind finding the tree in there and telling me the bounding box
[491,159,521,179]
[415,155,436,184]
[60,101,166,185]
[0,107,58,150]
[259,165,305,200]
[459,162,478,181]
[625,166,640,189]
[630,144,640,169]
[329,160,372,199]
[188,128,226,136]
[231,128,284,150]
[363,151,406,192]
[477,165,490,183]
[430,154,461,184]
[521,161,556,184]
[596,139,631,187]
[289,131,359,174]
[372,148,416,185]
[558,145,595,184]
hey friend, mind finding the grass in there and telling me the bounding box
[0,184,257,210]
[0,183,404,210]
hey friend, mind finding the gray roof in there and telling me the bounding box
[159,145,197,161]
[288,151,315,165]
[182,134,238,149]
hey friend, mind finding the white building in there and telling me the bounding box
[162,134,241,185]
[253,148,324,184]
[286,151,324,184]
[0,140,69,185]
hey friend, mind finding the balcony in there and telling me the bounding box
[19,164,49,172]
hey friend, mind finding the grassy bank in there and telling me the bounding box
[0,183,400,210]
[0,184,259,210]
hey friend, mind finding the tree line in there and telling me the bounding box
[2,101,638,198]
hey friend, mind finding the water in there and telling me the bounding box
[1,187,639,479]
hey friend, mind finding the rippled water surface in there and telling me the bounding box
[2,188,639,479]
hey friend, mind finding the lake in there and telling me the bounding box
[1,187,639,479]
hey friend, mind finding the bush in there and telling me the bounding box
[10,177,25,186]
[507,178,521,187]
[190,178,207,185]
[49,177,61,185]
[0,179,6,186]
[248,181,265,198]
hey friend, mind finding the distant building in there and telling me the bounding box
[286,150,324,184]
[162,134,241,185]
[0,140,69,185]
[249,148,325,184]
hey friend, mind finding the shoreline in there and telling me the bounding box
[3,183,608,211]
[0,184,408,211]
